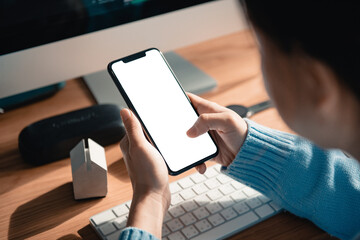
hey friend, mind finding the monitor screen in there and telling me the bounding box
[0,0,215,56]
[0,0,244,100]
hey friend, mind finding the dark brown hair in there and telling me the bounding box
[241,1,360,99]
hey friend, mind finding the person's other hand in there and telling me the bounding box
[120,108,170,239]
[186,93,248,174]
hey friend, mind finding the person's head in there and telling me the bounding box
[240,1,360,152]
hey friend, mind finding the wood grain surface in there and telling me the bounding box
[0,30,336,240]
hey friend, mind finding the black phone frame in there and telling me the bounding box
[107,48,219,176]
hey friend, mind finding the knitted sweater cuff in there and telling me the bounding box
[222,119,297,204]
[119,227,158,240]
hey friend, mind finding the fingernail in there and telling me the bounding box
[120,108,131,122]
[187,127,196,137]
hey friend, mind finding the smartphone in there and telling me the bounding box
[108,48,218,175]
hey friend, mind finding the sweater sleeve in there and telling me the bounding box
[222,119,360,240]
[119,227,158,240]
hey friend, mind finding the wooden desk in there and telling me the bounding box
[0,31,335,240]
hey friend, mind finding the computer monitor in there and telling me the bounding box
[0,0,246,108]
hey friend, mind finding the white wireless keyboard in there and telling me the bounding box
[90,164,282,240]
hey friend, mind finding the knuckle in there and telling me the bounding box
[224,112,238,125]
[199,114,209,123]
[197,114,210,130]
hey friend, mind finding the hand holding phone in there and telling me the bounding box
[186,93,248,173]
[108,48,218,175]
[119,108,170,239]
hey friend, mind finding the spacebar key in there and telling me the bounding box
[192,211,259,240]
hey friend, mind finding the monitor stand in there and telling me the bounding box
[84,51,217,108]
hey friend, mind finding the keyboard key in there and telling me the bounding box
[269,201,282,211]
[170,183,182,194]
[171,194,184,206]
[180,212,197,226]
[217,174,232,184]
[230,191,247,202]
[99,222,116,235]
[218,195,235,209]
[208,213,225,226]
[113,215,127,229]
[191,212,259,240]
[204,168,218,178]
[231,181,246,190]
[207,189,223,201]
[258,194,271,203]
[204,178,221,189]
[194,194,211,206]
[206,202,222,214]
[113,205,129,217]
[169,205,185,218]
[213,164,222,172]
[162,225,171,237]
[243,187,259,197]
[180,188,196,200]
[193,207,210,220]
[92,210,116,226]
[182,225,199,238]
[168,231,186,240]
[163,212,172,223]
[106,230,122,240]
[192,183,208,195]
[167,219,184,232]
[233,202,250,215]
[255,204,275,218]
[191,173,207,183]
[181,200,198,212]
[220,208,237,220]
[246,197,262,209]
[178,178,194,189]
[219,184,235,195]
[195,219,212,232]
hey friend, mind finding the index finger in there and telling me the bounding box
[187,92,227,114]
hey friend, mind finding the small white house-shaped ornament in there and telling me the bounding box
[70,138,107,200]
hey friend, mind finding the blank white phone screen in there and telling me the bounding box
[112,49,217,172]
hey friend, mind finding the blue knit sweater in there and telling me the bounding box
[120,120,360,240]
